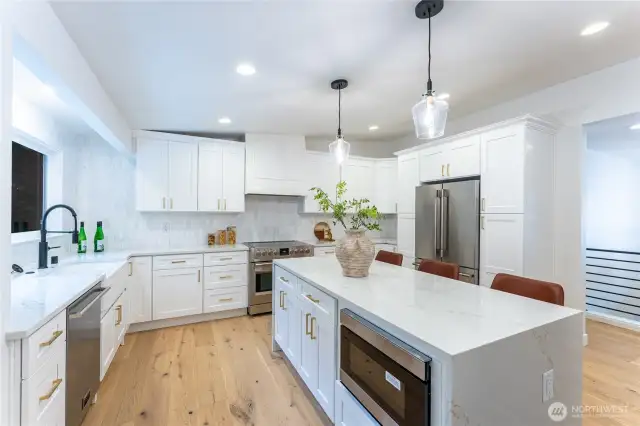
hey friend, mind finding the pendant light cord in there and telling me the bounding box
[427,10,432,93]
[337,87,342,137]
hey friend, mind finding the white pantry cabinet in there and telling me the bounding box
[303,152,340,213]
[128,257,152,324]
[152,268,203,320]
[374,159,398,214]
[198,140,246,212]
[480,214,524,287]
[136,137,198,211]
[397,153,420,214]
[245,133,307,196]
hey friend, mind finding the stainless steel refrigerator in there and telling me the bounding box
[415,178,480,284]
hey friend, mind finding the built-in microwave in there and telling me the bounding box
[340,309,431,426]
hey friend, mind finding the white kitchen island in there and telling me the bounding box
[273,256,583,426]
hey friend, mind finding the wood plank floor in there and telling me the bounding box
[83,316,640,426]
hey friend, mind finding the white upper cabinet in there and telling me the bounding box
[447,135,480,178]
[245,133,307,196]
[419,146,447,182]
[303,152,340,213]
[480,126,525,214]
[168,141,198,211]
[343,158,375,202]
[374,159,398,214]
[397,153,420,214]
[198,140,246,212]
[136,138,169,211]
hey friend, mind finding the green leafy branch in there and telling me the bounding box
[310,181,382,232]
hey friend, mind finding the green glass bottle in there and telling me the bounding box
[77,221,88,254]
[94,221,105,253]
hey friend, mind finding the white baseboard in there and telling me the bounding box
[586,311,640,333]
[127,308,247,333]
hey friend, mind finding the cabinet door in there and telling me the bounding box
[222,144,246,212]
[480,214,524,287]
[152,268,203,320]
[114,292,127,345]
[374,160,398,214]
[100,307,116,380]
[447,135,480,178]
[480,127,524,214]
[335,381,379,426]
[273,277,289,351]
[313,301,336,421]
[397,214,415,259]
[129,257,152,324]
[397,154,419,214]
[304,152,339,213]
[197,142,224,211]
[168,141,198,211]
[136,138,168,211]
[343,159,375,202]
[298,299,318,392]
[284,292,302,371]
[419,147,447,182]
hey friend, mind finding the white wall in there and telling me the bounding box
[68,135,396,251]
[12,2,131,153]
[585,149,640,252]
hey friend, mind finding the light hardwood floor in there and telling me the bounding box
[83,316,640,426]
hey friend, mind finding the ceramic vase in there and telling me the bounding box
[335,229,375,278]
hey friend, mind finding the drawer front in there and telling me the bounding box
[203,251,248,266]
[204,265,248,290]
[101,262,129,317]
[301,279,336,318]
[203,287,248,313]
[153,254,204,270]
[22,342,66,426]
[314,246,336,256]
[22,310,67,380]
[274,266,298,293]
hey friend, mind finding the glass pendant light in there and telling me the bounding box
[412,0,448,139]
[329,79,350,165]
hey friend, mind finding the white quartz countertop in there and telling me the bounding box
[274,257,581,357]
[8,244,248,340]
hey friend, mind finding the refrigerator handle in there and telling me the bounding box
[434,190,441,256]
[441,189,449,256]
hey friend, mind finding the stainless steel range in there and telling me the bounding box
[246,241,313,315]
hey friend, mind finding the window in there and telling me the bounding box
[11,141,45,233]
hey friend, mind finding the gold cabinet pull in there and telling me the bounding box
[441,164,445,176]
[279,291,284,308]
[162,197,166,209]
[39,378,62,401]
[217,199,221,210]
[224,199,227,210]
[282,292,287,310]
[279,276,289,283]
[170,198,174,209]
[481,198,486,211]
[115,305,123,326]
[310,317,317,340]
[447,164,450,176]
[128,261,133,277]
[219,257,233,261]
[219,297,233,302]
[305,313,312,336]
[197,270,201,282]
[171,260,187,264]
[39,330,63,348]
[481,216,485,230]
[219,275,233,279]
[305,294,320,304]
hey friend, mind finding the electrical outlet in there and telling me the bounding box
[543,369,554,402]
[163,222,170,233]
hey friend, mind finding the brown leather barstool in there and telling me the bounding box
[491,273,565,306]
[375,250,403,266]
[417,259,460,280]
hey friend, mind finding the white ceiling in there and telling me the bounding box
[51,1,640,140]
[586,112,640,153]
[13,58,91,134]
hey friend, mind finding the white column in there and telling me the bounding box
[0,0,13,423]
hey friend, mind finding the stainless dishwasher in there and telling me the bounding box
[66,283,109,426]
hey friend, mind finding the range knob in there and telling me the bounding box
[304,248,311,254]
[269,249,276,256]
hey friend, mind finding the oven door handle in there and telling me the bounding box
[253,262,272,273]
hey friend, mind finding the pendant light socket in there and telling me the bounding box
[331,79,348,90]
[415,0,444,19]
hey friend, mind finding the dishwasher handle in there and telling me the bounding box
[69,287,110,319]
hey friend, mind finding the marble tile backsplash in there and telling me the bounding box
[67,136,397,251]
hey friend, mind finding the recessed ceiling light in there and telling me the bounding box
[368,125,379,131]
[236,63,256,76]
[581,22,610,36]
[218,117,231,124]
[630,123,640,130]
[437,93,450,100]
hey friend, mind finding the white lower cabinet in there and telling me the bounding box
[335,381,379,426]
[203,287,247,313]
[273,266,336,422]
[480,214,524,287]
[152,268,203,320]
[128,257,153,324]
[314,246,336,257]
[101,291,127,381]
